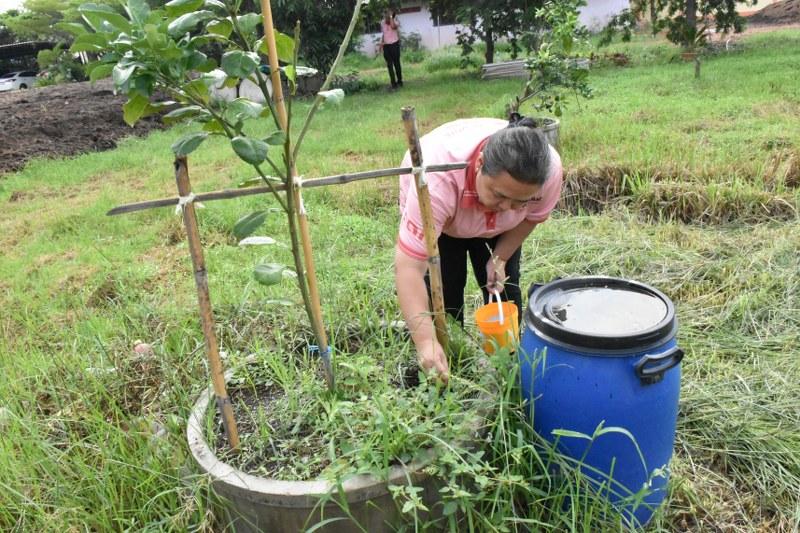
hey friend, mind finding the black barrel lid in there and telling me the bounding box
[526,277,676,353]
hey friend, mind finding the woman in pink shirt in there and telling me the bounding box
[380,9,403,89]
[395,116,563,382]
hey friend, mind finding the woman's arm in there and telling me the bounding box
[486,219,538,292]
[395,248,449,382]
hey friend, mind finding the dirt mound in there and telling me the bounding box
[749,0,800,24]
[0,79,164,176]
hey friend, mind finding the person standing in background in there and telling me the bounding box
[380,9,403,89]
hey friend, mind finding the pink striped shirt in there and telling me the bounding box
[398,118,562,260]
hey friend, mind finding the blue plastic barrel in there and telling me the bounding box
[519,277,683,527]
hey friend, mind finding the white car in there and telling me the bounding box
[0,71,38,92]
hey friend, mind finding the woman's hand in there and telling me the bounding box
[416,338,449,384]
[486,255,507,294]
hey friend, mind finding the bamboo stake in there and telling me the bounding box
[400,107,449,351]
[259,0,333,389]
[174,156,240,450]
[106,163,468,217]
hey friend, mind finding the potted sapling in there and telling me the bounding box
[72,0,498,530]
[508,0,592,147]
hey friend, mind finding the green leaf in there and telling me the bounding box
[231,136,268,165]
[284,65,296,94]
[442,501,458,516]
[126,0,150,26]
[221,50,260,79]
[233,211,268,239]
[274,31,295,63]
[196,57,217,73]
[162,105,206,125]
[204,0,227,12]
[112,63,138,87]
[207,18,232,38]
[183,50,208,70]
[264,131,285,146]
[235,13,262,35]
[164,0,204,17]
[550,429,591,440]
[88,62,114,82]
[264,298,295,306]
[222,76,239,89]
[171,132,209,156]
[225,98,264,122]
[54,22,88,36]
[254,263,285,286]
[201,119,226,133]
[182,78,209,104]
[122,93,152,126]
[70,32,111,53]
[167,10,214,37]
[201,68,227,88]
[238,236,276,246]
[79,3,132,33]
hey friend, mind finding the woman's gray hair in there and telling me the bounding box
[481,122,551,186]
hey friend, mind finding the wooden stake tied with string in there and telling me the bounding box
[174,156,240,450]
[401,107,449,351]
[259,0,333,389]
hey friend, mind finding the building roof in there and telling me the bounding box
[0,41,56,60]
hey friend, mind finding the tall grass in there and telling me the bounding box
[1,30,799,531]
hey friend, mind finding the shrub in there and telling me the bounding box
[35,45,85,86]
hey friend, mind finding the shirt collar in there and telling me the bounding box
[461,137,489,209]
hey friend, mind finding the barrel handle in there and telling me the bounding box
[527,282,548,299]
[634,347,684,385]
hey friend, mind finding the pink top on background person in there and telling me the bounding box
[398,118,563,261]
[381,18,400,45]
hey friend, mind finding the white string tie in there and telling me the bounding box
[412,165,427,187]
[175,193,204,215]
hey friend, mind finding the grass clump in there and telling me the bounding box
[1,28,799,532]
[209,324,494,483]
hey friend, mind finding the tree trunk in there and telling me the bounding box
[694,56,701,78]
[650,0,658,35]
[686,0,697,32]
[484,22,494,64]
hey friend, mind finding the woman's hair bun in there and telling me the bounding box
[507,112,538,129]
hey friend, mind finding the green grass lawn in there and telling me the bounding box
[1,30,798,531]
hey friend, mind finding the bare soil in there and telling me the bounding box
[0,79,164,176]
[748,0,800,25]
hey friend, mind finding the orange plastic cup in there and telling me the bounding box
[474,293,519,354]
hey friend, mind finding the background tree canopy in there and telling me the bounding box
[0,0,374,78]
[429,0,546,64]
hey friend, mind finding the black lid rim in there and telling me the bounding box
[526,276,676,352]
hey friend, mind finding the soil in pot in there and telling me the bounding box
[208,322,495,483]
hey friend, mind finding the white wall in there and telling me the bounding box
[359,5,463,57]
[358,0,630,57]
[579,0,630,30]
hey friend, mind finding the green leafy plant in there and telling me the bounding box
[429,0,546,65]
[70,0,367,387]
[36,44,86,86]
[509,0,592,117]
[599,0,750,78]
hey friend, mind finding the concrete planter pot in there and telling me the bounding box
[533,117,560,149]
[188,357,496,532]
